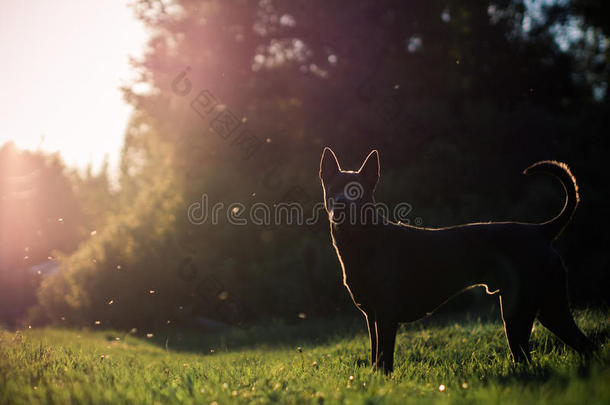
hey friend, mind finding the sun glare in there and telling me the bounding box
[0,0,147,171]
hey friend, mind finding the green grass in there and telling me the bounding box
[1,310,608,404]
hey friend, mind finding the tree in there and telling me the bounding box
[35,0,610,329]
[0,143,85,324]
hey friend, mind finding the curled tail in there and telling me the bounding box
[523,160,579,240]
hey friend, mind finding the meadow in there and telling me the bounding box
[0,309,608,405]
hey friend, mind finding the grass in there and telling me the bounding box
[0,309,608,404]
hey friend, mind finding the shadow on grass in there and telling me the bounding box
[134,295,606,388]
[489,354,607,387]
[138,315,364,354]
[143,294,504,354]
[116,303,609,390]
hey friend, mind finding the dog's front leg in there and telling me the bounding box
[375,313,398,374]
[363,311,377,368]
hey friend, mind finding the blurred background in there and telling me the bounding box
[0,0,608,330]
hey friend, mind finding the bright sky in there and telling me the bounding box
[0,0,148,171]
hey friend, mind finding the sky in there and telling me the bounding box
[0,0,148,172]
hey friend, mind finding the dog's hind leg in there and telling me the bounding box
[537,266,596,355]
[500,292,537,363]
[375,314,398,374]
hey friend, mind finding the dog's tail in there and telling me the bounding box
[523,160,579,240]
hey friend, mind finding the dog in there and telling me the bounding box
[319,147,596,373]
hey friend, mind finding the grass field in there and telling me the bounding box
[1,309,608,404]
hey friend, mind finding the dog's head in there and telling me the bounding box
[319,147,380,223]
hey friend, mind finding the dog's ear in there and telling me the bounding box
[359,150,380,184]
[320,147,340,183]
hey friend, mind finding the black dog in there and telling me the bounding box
[319,147,595,373]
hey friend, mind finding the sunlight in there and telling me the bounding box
[0,0,147,171]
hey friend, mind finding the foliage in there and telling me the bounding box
[32,0,610,328]
[0,144,86,325]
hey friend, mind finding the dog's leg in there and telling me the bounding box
[537,268,596,355]
[375,314,398,374]
[364,311,377,368]
[500,294,537,363]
